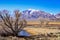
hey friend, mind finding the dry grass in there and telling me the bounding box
[24,27,60,35]
[0,21,60,40]
[27,21,60,25]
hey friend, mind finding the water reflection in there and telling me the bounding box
[18,30,31,36]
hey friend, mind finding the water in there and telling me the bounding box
[18,30,31,36]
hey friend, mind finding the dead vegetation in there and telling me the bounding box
[0,10,27,36]
[0,10,60,40]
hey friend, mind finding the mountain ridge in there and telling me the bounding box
[21,9,60,21]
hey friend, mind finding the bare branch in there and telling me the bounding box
[0,10,27,36]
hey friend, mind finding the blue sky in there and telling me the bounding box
[0,0,60,14]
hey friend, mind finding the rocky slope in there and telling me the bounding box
[21,9,56,21]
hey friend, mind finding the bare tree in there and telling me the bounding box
[45,21,49,27]
[0,10,27,36]
[39,20,44,27]
[39,18,49,27]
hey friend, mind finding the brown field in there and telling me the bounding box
[0,21,60,40]
[25,21,60,35]
[27,21,60,25]
[23,21,60,40]
[24,27,60,35]
[27,21,60,27]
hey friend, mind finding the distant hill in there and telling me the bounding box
[21,9,60,21]
[55,13,60,18]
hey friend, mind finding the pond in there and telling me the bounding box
[18,30,31,36]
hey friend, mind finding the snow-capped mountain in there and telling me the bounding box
[55,13,60,18]
[21,9,56,20]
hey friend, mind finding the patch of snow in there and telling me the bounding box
[28,9,39,14]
